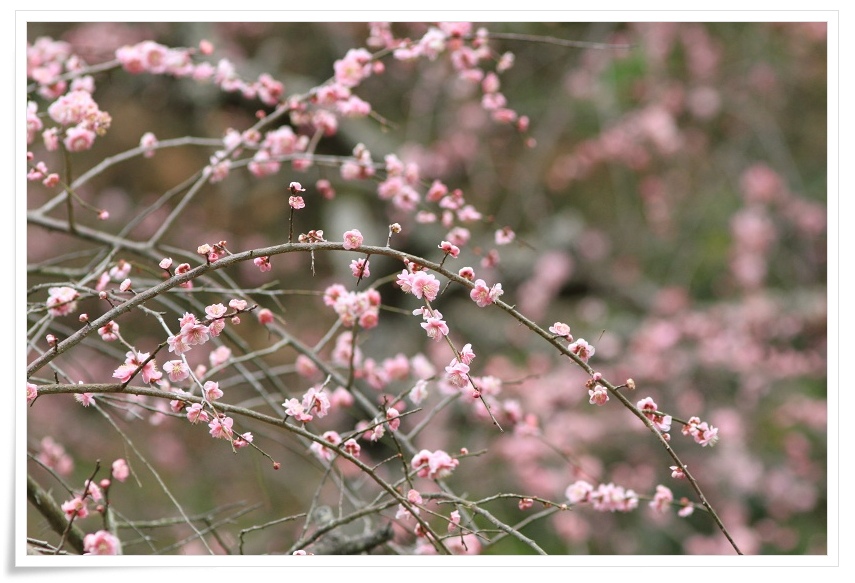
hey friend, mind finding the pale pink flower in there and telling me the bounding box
[588,384,609,406]
[229,298,248,311]
[233,432,253,449]
[203,381,223,402]
[495,227,515,245]
[412,449,459,480]
[254,256,272,272]
[74,392,95,407]
[549,322,573,340]
[637,397,672,433]
[518,498,534,511]
[27,382,38,404]
[565,480,593,505]
[649,484,673,513]
[568,338,596,363]
[458,266,475,281]
[208,346,231,368]
[302,386,331,419]
[342,438,361,457]
[111,459,130,482]
[63,125,96,151]
[289,196,305,209]
[409,379,429,405]
[342,229,364,250]
[439,240,460,257]
[61,496,88,519]
[411,271,440,301]
[445,358,470,388]
[350,258,370,278]
[186,403,209,424]
[283,398,313,423]
[46,286,79,317]
[140,131,157,157]
[421,317,449,341]
[385,408,401,431]
[83,530,120,555]
[469,279,502,307]
[257,308,274,325]
[458,343,476,365]
[671,465,686,479]
[208,415,234,439]
[98,321,119,342]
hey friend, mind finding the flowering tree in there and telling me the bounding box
[24,21,827,558]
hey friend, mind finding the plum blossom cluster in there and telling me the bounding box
[396,267,440,302]
[116,39,284,107]
[166,300,246,356]
[309,430,361,462]
[283,385,332,423]
[682,415,720,447]
[411,448,459,480]
[469,278,503,308]
[382,23,529,130]
[323,284,381,329]
[112,350,163,385]
[637,397,672,434]
[45,286,79,317]
[565,480,639,513]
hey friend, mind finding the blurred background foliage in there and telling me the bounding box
[26,21,827,555]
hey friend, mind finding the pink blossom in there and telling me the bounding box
[333,48,373,88]
[112,459,130,482]
[61,496,88,519]
[63,125,96,151]
[411,449,459,480]
[203,381,223,401]
[140,131,157,157]
[83,530,120,555]
[519,498,534,511]
[549,322,573,340]
[469,279,503,307]
[495,227,515,245]
[289,196,305,209]
[46,286,79,317]
[257,308,274,325]
[233,432,253,449]
[445,358,470,387]
[637,397,672,432]
[421,316,449,341]
[385,408,401,431]
[439,241,460,257]
[588,384,609,406]
[342,438,361,457]
[350,258,370,278]
[229,298,248,311]
[74,392,95,407]
[565,480,594,504]
[649,484,674,513]
[411,271,440,301]
[671,465,686,479]
[302,386,331,418]
[342,229,364,250]
[458,266,475,281]
[458,343,476,365]
[283,398,313,423]
[98,321,119,342]
[208,415,234,439]
[186,403,209,424]
[254,256,272,272]
[208,346,232,367]
[568,338,596,363]
[27,382,38,404]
